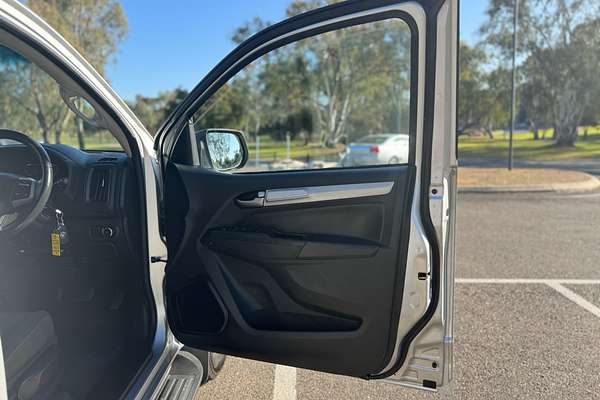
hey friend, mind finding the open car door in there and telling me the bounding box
[155,0,457,391]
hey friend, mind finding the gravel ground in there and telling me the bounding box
[196,191,600,400]
[197,357,274,400]
[458,167,597,189]
[457,192,600,279]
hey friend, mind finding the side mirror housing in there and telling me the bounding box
[196,129,248,171]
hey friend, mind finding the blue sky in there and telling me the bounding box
[107,1,488,101]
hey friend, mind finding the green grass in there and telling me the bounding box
[29,131,125,152]
[246,138,340,162]
[36,131,334,157]
[82,142,124,151]
[458,126,600,161]
[46,126,600,162]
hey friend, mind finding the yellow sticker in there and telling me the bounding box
[51,233,61,257]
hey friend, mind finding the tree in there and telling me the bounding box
[231,0,411,146]
[284,0,412,145]
[28,0,128,76]
[192,0,412,149]
[0,46,68,143]
[228,17,273,140]
[129,88,189,136]
[24,0,128,146]
[285,0,344,17]
[459,42,491,137]
[520,56,552,140]
[195,83,246,132]
[458,42,482,133]
[481,0,600,146]
[457,42,511,139]
[480,67,512,138]
[231,17,270,45]
[579,42,600,136]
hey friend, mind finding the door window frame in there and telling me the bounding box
[156,4,424,172]
[189,12,420,171]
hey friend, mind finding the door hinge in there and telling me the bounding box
[151,256,167,263]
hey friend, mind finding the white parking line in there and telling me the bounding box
[456,278,600,285]
[546,282,600,319]
[273,365,297,400]
[456,278,600,319]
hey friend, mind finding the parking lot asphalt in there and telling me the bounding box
[196,191,600,400]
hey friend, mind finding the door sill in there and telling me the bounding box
[155,351,204,400]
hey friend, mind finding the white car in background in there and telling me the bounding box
[341,134,410,167]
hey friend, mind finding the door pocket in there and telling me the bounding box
[204,229,380,261]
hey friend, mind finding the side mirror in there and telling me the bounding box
[197,129,248,171]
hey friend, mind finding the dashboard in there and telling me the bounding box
[0,143,143,260]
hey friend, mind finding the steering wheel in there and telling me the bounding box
[0,129,53,236]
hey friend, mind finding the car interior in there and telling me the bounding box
[0,40,154,400]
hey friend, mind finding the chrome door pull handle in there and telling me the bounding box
[265,188,309,203]
[235,182,394,208]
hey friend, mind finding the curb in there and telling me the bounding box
[458,174,600,194]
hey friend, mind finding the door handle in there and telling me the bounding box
[235,182,394,208]
[235,188,308,208]
[236,191,265,208]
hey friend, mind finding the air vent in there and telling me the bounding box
[98,157,118,163]
[88,167,111,203]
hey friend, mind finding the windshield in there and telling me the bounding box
[0,44,123,152]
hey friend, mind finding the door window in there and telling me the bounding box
[192,18,413,172]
